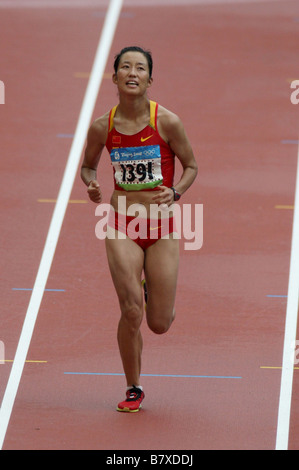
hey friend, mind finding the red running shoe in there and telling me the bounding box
[117,386,145,413]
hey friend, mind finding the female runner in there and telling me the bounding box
[81,46,197,412]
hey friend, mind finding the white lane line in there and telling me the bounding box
[0,0,286,7]
[0,0,123,450]
[276,149,299,450]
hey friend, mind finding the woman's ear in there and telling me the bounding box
[147,76,153,88]
[112,73,118,85]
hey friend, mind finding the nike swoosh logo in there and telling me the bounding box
[149,226,161,231]
[141,135,153,142]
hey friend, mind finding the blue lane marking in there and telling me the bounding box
[281,140,299,145]
[12,288,65,292]
[57,134,74,139]
[64,372,242,379]
[267,295,287,298]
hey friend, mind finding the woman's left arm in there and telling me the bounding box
[152,112,198,206]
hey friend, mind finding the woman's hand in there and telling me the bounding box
[151,185,174,207]
[87,180,102,203]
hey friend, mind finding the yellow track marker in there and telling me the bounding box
[275,205,294,210]
[4,360,47,364]
[260,366,299,370]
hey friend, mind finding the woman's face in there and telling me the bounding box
[113,51,153,96]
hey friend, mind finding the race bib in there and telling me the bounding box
[110,145,163,191]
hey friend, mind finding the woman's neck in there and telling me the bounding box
[117,95,150,121]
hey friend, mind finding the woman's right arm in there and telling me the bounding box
[81,115,108,204]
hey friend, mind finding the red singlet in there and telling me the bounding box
[105,101,175,191]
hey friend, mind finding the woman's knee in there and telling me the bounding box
[120,298,143,331]
[147,310,175,335]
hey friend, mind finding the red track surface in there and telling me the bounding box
[1,0,299,450]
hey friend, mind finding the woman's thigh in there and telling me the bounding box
[105,235,145,316]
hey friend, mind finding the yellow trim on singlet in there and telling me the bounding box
[149,100,157,130]
[109,101,157,133]
[109,105,118,132]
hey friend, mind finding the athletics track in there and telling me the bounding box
[0,0,299,450]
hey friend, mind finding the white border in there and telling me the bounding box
[276,150,299,450]
[0,0,123,450]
